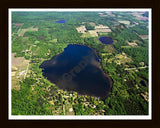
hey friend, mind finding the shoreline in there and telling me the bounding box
[40,43,113,100]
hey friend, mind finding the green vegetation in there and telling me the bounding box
[85,23,95,30]
[11,11,149,115]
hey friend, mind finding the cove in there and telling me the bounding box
[40,44,112,100]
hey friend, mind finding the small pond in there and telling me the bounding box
[99,37,113,45]
[56,20,66,23]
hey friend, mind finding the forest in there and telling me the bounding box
[11,11,149,115]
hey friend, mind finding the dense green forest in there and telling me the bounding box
[11,11,149,115]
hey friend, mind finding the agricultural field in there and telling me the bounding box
[11,53,29,90]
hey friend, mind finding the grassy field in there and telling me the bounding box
[17,27,38,37]
[17,29,24,36]
[97,32,109,37]
[105,45,115,53]
[81,32,92,38]
[11,53,29,90]
[115,53,132,64]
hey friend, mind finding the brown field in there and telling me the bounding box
[76,25,86,33]
[105,12,115,17]
[131,12,148,21]
[126,40,138,47]
[12,53,25,67]
[128,43,137,46]
[95,24,112,33]
[139,35,148,39]
[88,30,98,37]
[95,24,109,29]
[19,27,38,36]
[78,24,112,38]
[95,29,112,33]
[11,53,29,90]
[14,23,24,27]
[81,32,91,38]
[81,31,98,38]
[82,22,86,24]
[89,22,96,26]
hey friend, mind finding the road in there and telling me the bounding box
[24,45,32,79]
[124,66,148,71]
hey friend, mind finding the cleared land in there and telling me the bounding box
[88,30,98,37]
[131,12,148,21]
[18,27,38,36]
[76,25,86,33]
[106,52,132,65]
[126,40,139,47]
[105,45,115,53]
[81,32,92,38]
[95,24,112,32]
[14,23,24,27]
[11,53,29,90]
[89,22,96,26]
[105,12,116,17]
[118,20,130,25]
[139,35,148,40]
[77,24,112,38]
[115,53,132,65]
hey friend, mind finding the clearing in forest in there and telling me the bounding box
[88,30,98,37]
[76,25,86,33]
[118,20,130,25]
[105,45,115,53]
[95,24,112,32]
[131,12,148,21]
[126,40,138,47]
[14,23,24,27]
[81,31,98,37]
[77,24,112,37]
[18,26,38,36]
[89,22,96,26]
[11,53,29,90]
[105,12,116,17]
[139,35,148,39]
[106,52,132,65]
[115,52,132,64]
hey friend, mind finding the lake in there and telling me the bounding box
[40,44,112,100]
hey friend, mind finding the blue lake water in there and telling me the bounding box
[40,44,112,100]
[99,37,113,45]
[56,20,66,23]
